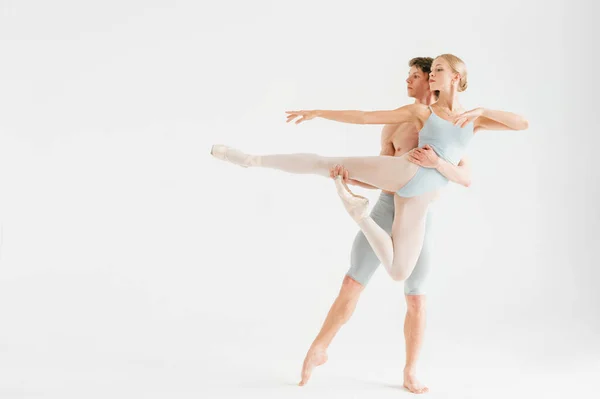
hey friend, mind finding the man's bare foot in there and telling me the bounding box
[403,369,429,394]
[298,347,328,386]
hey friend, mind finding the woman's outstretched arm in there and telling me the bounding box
[286,104,421,126]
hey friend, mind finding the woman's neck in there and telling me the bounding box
[435,91,461,111]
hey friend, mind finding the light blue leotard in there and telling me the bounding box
[396,106,474,197]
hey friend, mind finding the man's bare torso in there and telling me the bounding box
[379,121,419,194]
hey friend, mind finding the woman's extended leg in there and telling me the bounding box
[336,178,439,281]
[212,144,436,279]
[210,144,419,193]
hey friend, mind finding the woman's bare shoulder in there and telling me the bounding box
[406,103,431,123]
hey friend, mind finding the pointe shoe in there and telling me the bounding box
[210,144,260,168]
[334,176,369,221]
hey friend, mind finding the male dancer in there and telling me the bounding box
[298,57,472,394]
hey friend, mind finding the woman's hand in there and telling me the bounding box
[453,107,484,128]
[407,145,440,168]
[286,110,319,124]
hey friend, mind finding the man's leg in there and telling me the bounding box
[299,275,364,386]
[402,209,435,394]
[299,192,395,386]
[403,295,428,394]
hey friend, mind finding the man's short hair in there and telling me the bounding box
[408,57,434,75]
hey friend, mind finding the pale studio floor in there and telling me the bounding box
[1,313,598,399]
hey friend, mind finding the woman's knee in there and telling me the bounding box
[390,269,411,282]
[389,260,415,282]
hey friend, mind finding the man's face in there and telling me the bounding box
[406,66,430,98]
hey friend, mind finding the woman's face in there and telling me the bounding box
[428,57,457,92]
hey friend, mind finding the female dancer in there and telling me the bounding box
[211,54,528,281]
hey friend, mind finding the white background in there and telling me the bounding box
[0,1,598,398]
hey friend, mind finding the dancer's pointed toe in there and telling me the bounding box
[210,144,259,168]
[334,176,369,221]
[210,144,226,159]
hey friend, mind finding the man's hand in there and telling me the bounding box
[407,145,441,168]
[286,110,319,124]
[329,164,349,181]
[330,164,377,189]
